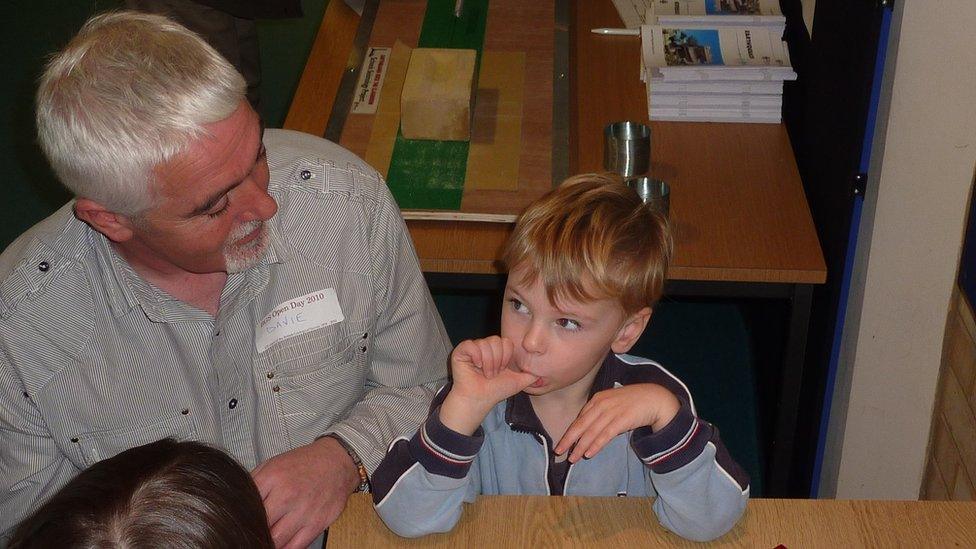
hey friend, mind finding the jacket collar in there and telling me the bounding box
[504,353,619,438]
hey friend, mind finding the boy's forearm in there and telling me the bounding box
[648,384,681,432]
[438,391,495,435]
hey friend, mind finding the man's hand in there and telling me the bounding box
[554,383,681,463]
[252,436,359,548]
[439,337,538,435]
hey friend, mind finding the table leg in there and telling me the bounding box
[767,283,814,496]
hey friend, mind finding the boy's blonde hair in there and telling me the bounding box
[503,173,672,314]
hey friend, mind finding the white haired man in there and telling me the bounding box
[0,11,450,548]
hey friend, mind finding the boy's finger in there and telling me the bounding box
[467,343,485,371]
[556,414,593,455]
[570,415,615,462]
[453,340,479,368]
[497,369,539,398]
[477,340,496,377]
[580,430,618,460]
[486,338,506,377]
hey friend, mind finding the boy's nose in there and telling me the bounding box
[521,322,546,354]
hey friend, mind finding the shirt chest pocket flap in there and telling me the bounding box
[70,410,197,468]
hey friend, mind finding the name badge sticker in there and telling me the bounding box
[256,289,345,353]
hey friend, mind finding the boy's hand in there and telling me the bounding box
[554,383,681,463]
[439,337,539,435]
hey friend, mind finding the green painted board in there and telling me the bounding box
[385,0,489,210]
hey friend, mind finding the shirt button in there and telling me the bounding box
[300,169,312,180]
[228,398,238,409]
[38,261,49,272]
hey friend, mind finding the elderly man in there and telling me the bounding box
[0,11,450,548]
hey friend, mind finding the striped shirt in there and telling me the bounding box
[0,129,451,539]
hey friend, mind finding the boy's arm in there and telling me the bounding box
[631,398,750,542]
[371,384,486,538]
[577,357,748,542]
[371,338,535,538]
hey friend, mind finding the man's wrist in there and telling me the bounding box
[322,434,370,493]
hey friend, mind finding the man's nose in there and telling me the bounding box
[240,178,278,222]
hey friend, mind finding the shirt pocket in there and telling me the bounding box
[70,409,197,468]
[264,328,368,447]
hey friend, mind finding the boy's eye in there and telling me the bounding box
[508,298,529,314]
[556,318,582,331]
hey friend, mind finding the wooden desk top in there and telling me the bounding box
[571,2,825,284]
[328,493,976,547]
[285,0,827,283]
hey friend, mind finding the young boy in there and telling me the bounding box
[371,174,749,542]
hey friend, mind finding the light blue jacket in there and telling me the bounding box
[371,353,750,542]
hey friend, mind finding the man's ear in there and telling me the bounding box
[610,307,652,354]
[74,198,135,243]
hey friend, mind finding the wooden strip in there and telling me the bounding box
[364,41,413,177]
[283,0,360,135]
[465,51,526,191]
[402,210,516,223]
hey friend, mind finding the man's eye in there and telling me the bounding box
[206,198,230,218]
[556,318,582,331]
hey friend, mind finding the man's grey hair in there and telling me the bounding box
[36,11,247,216]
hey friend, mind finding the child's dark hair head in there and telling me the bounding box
[9,438,273,549]
[503,173,672,313]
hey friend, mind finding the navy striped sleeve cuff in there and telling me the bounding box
[631,398,711,474]
[407,405,485,479]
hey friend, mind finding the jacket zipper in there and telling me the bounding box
[536,433,552,496]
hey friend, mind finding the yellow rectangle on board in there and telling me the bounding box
[465,51,526,191]
[364,40,412,178]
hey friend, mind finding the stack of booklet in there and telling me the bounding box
[637,0,795,123]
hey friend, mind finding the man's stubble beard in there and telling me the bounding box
[223,220,268,274]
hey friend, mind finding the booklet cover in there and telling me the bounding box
[647,0,785,34]
[647,0,783,20]
[641,25,796,80]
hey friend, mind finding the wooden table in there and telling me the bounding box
[328,493,976,547]
[285,0,826,495]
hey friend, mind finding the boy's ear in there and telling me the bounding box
[610,307,652,354]
[74,198,135,243]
